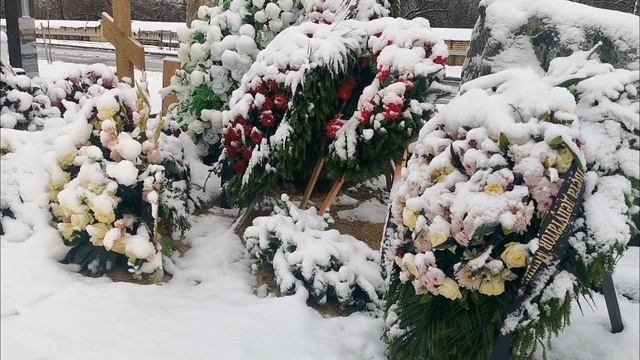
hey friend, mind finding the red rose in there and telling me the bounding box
[250,129,263,145]
[403,80,414,92]
[377,68,391,83]
[267,79,278,92]
[384,101,403,113]
[233,159,248,173]
[223,128,239,143]
[227,146,238,158]
[262,97,274,111]
[337,78,357,101]
[358,108,373,125]
[260,111,276,128]
[383,110,401,122]
[242,148,253,160]
[326,117,345,140]
[255,82,267,93]
[434,56,447,65]
[274,93,288,111]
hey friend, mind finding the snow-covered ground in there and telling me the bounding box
[1,58,638,360]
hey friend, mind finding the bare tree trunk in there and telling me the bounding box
[186,0,212,25]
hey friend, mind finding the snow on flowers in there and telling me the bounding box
[383,52,638,359]
[244,194,384,310]
[218,17,448,206]
[45,80,178,278]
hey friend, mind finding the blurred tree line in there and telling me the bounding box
[0,0,637,26]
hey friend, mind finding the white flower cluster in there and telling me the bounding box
[1,62,120,130]
[244,194,385,309]
[46,81,167,276]
[167,0,304,152]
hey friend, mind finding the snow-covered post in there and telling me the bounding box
[101,0,145,82]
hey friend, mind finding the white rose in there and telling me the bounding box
[188,120,205,135]
[252,0,265,8]
[277,0,293,11]
[207,26,222,42]
[190,70,206,86]
[280,11,295,25]
[254,10,268,23]
[268,19,283,32]
[265,3,281,19]
[190,42,208,62]
[239,24,256,39]
[197,5,208,19]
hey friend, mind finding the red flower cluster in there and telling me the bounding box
[337,77,357,102]
[326,117,345,140]
[223,77,293,173]
[377,67,391,83]
[383,101,403,122]
[433,56,448,66]
[358,107,374,125]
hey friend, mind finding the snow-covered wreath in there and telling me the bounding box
[382,49,638,359]
[218,17,448,206]
[165,0,390,161]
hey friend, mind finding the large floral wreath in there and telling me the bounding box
[382,50,638,359]
[218,17,448,206]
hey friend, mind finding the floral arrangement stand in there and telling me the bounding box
[301,150,408,215]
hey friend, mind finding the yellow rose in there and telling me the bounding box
[479,275,505,296]
[50,203,67,220]
[56,149,77,167]
[500,242,529,269]
[555,148,573,173]
[429,232,448,248]
[48,189,60,202]
[97,108,118,121]
[92,208,116,225]
[70,212,93,230]
[437,277,463,300]
[402,208,418,230]
[0,136,11,154]
[85,182,105,195]
[394,255,418,278]
[86,223,111,246]
[434,167,454,183]
[484,182,504,196]
[57,223,75,241]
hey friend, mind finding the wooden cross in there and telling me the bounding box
[101,0,145,81]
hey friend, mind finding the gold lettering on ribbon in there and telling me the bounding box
[523,167,585,286]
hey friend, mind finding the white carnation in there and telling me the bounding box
[190,70,206,86]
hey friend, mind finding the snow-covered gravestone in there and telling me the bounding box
[218,18,448,208]
[382,50,638,360]
[461,0,640,83]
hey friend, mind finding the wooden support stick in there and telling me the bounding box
[317,177,344,215]
[161,57,181,115]
[392,150,409,185]
[300,157,325,209]
[602,273,624,333]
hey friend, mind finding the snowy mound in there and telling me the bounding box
[244,195,384,310]
[462,0,640,82]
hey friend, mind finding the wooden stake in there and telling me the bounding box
[161,57,181,115]
[300,157,325,209]
[317,177,344,215]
